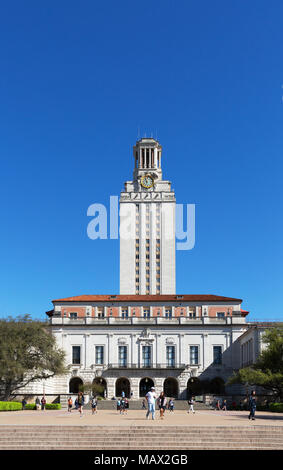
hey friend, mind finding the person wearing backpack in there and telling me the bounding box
[248,390,256,420]
[77,392,84,418]
[158,391,167,420]
[168,398,174,412]
[41,396,46,411]
[67,396,73,412]
[91,396,98,415]
[117,398,121,413]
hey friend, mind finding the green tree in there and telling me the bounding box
[0,315,67,400]
[79,381,105,397]
[227,327,283,400]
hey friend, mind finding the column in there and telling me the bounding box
[154,147,157,168]
[131,334,137,366]
[85,334,91,369]
[202,334,208,370]
[179,334,184,366]
[108,334,113,366]
[155,334,161,366]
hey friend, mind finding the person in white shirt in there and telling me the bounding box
[145,387,157,420]
[188,396,195,414]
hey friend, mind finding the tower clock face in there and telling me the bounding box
[141,174,154,189]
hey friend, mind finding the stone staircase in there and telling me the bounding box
[83,400,211,410]
[0,426,283,450]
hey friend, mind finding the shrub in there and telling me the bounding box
[0,401,22,411]
[24,404,36,410]
[24,403,61,410]
[269,403,283,413]
[46,403,61,410]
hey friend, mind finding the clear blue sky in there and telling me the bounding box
[0,1,282,321]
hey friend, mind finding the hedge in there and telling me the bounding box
[24,403,61,410]
[269,403,283,413]
[0,401,22,411]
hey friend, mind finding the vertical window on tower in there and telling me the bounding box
[95,346,104,365]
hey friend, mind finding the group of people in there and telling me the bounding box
[21,396,46,410]
[67,392,98,417]
[22,389,257,422]
[213,391,257,419]
[116,397,129,414]
[215,399,227,411]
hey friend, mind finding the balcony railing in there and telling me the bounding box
[107,363,187,369]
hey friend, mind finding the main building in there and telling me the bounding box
[25,138,251,400]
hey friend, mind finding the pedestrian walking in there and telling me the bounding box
[120,397,127,415]
[35,397,40,410]
[67,396,73,412]
[117,398,121,412]
[91,396,98,415]
[222,399,227,411]
[75,398,78,410]
[158,391,167,420]
[248,390,256,421]
[121,390,125,398]
[168,398,174,412]
[188,397,195,414]
[41,396,46,411]
[215,399,220,411]
[141,399,146,410]
[21,398,27,410]
[77,392,84,417]
[145,387,157,420]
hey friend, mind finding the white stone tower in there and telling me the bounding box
[120,138,176,295]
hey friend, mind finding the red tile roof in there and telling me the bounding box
[52,294,243,303]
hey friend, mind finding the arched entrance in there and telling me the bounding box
[209,377,225,395]
[164,377,178,398]
[92,377,107,398]
[69,377,83,393]
[187,377,202,398]
[139,377,154,397]
[115,377,131,398]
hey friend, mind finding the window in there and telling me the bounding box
[166,346,175,366]
[190,346,199,365]
[165,308,172,319]
[217,312,225,318]
[143,308,150,318]
[142,346,151,367]
[122,308,128,319]
[97,308,104,318]
[213,346,222,365]
[72,346,81,365]
[95,346,104,364]
[189,308,196,318]
[118,346,127,367]
[70,312,77,320]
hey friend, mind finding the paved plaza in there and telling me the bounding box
[1,409,283,427]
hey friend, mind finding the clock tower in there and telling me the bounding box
[120,138,176,295]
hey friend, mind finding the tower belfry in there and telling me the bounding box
[120,138,176,295]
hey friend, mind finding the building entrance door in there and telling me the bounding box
[115,377,131,398]
[139,377,154,397]
[164,377,178,398]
